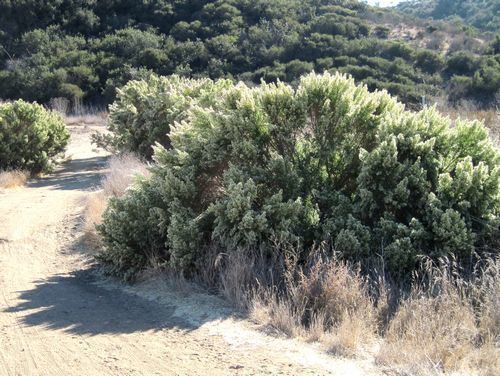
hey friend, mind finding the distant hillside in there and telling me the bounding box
[396,0,500,31]
[0,0,498,108]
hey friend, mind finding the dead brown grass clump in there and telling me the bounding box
[83,153,150,247]
[83,191,108,246]
[100,153,150,197]
[377,257,500,375]
[243,251,378,356]
[0,170,29,188]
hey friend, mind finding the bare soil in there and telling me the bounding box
[0,123,382,375]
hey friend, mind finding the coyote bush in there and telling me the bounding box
[96,178,168,281]
[94,74,232,158]
[97,72,499,279]
[0,100,69,173]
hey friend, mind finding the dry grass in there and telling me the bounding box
[83,153,150,247]
[83,190,108,246]
[377,257,500,375]
[214,250,379,356]
[448,107,498,137]
[65,112,108,127]
[100,153,150,197]
[433,99,499,143]
[283,255,376,356]
[249,290,305,337]
[212,246,499,374]
[0,170,29,188]
[49,97,108,127]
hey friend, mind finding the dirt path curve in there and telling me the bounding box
[0,124,381,376]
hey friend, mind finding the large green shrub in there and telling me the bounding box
[93,74,233,158]
[97,73,499,280]
[0,100,69,173]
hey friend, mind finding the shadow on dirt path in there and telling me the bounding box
[4,149,232,336]
[4,267,203,335]
[3,148,232,337]
[28,156,109,191]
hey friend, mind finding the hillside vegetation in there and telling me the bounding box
[0,2,498,374]
[0,0,498,108]
[397,0,500,32]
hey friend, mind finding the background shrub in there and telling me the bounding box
[97,72,499,281]
[0,100,69,173]
[1,1,498,108]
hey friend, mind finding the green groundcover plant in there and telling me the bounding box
[97,72,499,281]
[0,100,69,173]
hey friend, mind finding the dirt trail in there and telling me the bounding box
[0,123,381,376]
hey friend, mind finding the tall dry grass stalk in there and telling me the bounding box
[49,97,107,126]
[0,170,29,188]
[377,257,500,375]
[49,97,70,115]
[197,247,270,307]
[83,153,150,246]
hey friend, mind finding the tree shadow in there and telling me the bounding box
[3,267,217,335]
[28,156,109,191]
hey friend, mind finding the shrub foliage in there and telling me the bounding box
[94,75,232,158]
[97,73,499,280]
[0,100,69,173]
